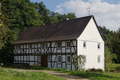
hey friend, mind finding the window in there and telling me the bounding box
[41,44,44,49]
[16,45,20,49]
[57,42,61,48]
[14,46,17,49]
[67,56,71,63]
[83,42,86,48]
[84,55,86,63]
[48,55,50,61]
[58,56,61,63]
[98,56,100,63]
[98,43,100,49]
[66,42,71,48]
[45,44,48,49]
[29,44,32,49]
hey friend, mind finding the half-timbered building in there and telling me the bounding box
[12,15,105,70]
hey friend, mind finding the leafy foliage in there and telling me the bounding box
[111,28,120,63]
[99,26,120,63]
[73,54,86,71]
[0,0,43,63]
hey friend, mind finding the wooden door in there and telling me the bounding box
[41,55,48,67]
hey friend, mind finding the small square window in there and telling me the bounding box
[57,42,61,48]
[58,56,61,63]
[66,42,71,48]
[98,43,100,49]
[67,56,71,63]
[98,56,100,63]
[83,42,86,47]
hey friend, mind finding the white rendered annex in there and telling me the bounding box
[77,18,105,70]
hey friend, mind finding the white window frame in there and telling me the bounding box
[66,41,71,48]
[57,55,62,63]
[66,55,71,63]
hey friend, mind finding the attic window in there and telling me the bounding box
[98,43,100,49]
[83,42,86,48]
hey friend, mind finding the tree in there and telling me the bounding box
[0,0,43,64]
[49,12,76,24]
[105,46,117,71]
[35,2,50,25]
[111,28,120,63]
[0,0,9,49]
[73,54,86,71]
[2,0,43,40]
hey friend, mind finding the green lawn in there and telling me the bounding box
[68,71,120,80]
[2,63,120,80]
[49,68,120,80]
[0,67,65,80]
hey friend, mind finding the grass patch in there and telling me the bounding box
[2,64,120,80]
[0,67,65,80]
[48,68,120,80]
[107,64,120,72]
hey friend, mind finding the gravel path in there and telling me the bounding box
[4,68,90,80]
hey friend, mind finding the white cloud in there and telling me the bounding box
[89,0,102,3]
[55,8,63,14]
[55,0,120,31]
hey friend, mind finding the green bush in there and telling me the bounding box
[31,64,47,70]
[49,68,69,72]
[73,54,85,71]
[87,68,103,72]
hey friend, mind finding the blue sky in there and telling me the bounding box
[30,0,120,31]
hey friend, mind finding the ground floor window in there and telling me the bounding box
[84,55,86,63]
[57,56,61,63]
[66,56,71,63]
